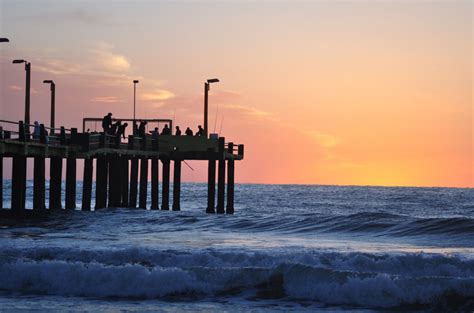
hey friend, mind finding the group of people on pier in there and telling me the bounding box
[101,113,206,139]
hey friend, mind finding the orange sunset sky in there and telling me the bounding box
[0,0,472,187]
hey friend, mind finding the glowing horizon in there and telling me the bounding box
[0,0,472,188]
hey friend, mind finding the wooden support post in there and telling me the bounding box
[226,160,235,214]
[216,159,226,213]
[139,158,148,209]
[129,158,138,208]
[95,157,108,210]
[82,158,93,211]
[121,158,129,207]
[161,158,170,210]
[216,137,226,213]
[206,156,216,213]
[108,157,121,207]
[0,156,3,209]
[172,160,181,211]
[151,158,159,210]
[11,156,26,212]
[49,157,62,210]
[65,157,76,210]
[33,156,46,210]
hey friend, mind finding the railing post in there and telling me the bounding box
[39,124,46,144]
[60,127,66,145]
[19,121,26,142]
[70,128,78,145]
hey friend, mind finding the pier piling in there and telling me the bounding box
[121,158,129,207]
[82,158,93,210]
[226,143,235,214]
[206,155,216,214]
[161,158,170,210]
[65,157,77,210]
[33,156,46,210]
[49,157,62,210]
[129,158,139,208]
[151,158,159,210]
[95,156,108,209]
[173,159,181,211]
[139,158,148,209]
[11,156,26,212]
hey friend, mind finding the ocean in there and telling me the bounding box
[0,182,473,312]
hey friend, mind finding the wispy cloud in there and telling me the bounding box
[223,103,276,120]
[304,130,340,148]
[25,8,122,27]
[8,85,22,91]
[141,89,175,101]
[92,42,130,72]
[35,60,82,75]
[90,96,124,103]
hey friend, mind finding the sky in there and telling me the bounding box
[0,0,472,187]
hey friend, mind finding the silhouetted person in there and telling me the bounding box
[149,127,159,140]
[110,120,121,136]
[161,124,171,135]
[133,122,138,135]
[185,127,193,136]
[138,121,147,137]
[32,121,40,140]
[102,113,112,133]
[117,122,128,139]
[175,126,181,136]
[195,125,204,136]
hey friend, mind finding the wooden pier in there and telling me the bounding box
[0,118,244,218]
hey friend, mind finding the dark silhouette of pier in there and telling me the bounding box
[0,119,244,218]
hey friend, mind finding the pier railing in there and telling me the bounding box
[0,119,244,160]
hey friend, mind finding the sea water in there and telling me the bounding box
[0,182,473,312]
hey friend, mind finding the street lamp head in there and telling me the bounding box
[0,38,9,42]
[133,80,139,84]
[12,59,26,64]
[207,78,219,84]
[43,80,54,84]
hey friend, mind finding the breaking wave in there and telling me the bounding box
[1,247,473,310]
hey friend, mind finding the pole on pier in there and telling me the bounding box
[11,156,26,212]
[121,158,129,207]
[206,156,216,213]
[151,158,159,210]
[173,160,181,211]
[226,143,235,214]
[95,156,108,209]
[161,158,170,210]
[33,156,46,210]
[82,158,93,211]
[49,157,62,210]
[216,137,226,213]
[139,158,148,209]
[65,157,76,210]
[129,158,138,208]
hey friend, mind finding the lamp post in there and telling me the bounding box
[204,78,219,138]
[133,80,139,121]
[0,38,9,42]
[43,80,55,134]
[12,59,31,128]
